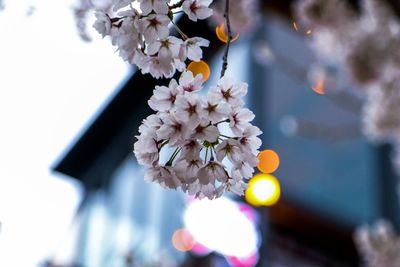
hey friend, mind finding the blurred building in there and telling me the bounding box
[53,1,400,266]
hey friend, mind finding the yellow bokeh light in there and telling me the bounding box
[187,60,211,82]
[215,23,239,43]
[257,149,280,174]
[172,228,195,252]
[245,173,281,207]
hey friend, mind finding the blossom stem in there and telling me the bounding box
[171,21,188,40]
[167,147,182,166]
[215,119,230,126]
[205,147,209,162]
[210,147,216,160]
[158,140,169,150]
[220,134,234,139]
[220,0,232,78]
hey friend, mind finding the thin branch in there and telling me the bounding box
[171,21,188,40]
[220,0,232,78]
[169,0,185,9]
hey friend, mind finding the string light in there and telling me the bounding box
[257,149,280,174]
[245,173,281,207]
[187,60,211,81]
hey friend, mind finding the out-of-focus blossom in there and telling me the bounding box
[295,0,356,28]
[294,0,400,175]
[362,77,400,143]
[252,40,275,66]
[355,220,400,267]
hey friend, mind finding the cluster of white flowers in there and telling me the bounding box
[134,71,262,199]
[91,0,213,78]
[355,220,400,267]
[210,0,260,34]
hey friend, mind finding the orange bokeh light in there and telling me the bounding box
[257,149,280,174]
[172,228,195,252]
[215,23,239,43]
[187,60,211,82]
[311,79,325,95]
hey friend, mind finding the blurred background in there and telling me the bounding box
[1,0,400,266]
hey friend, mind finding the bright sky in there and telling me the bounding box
[0,0,130,265]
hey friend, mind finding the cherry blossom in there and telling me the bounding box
[93,11,112,38]
[134,72,262,199]
[209,76,247,107]
[182,0,213,22]
[229,107,255,135]
[178,71,204,93]
[89,0,264,199]
[92,0,212,79]
[181,37,210,62]
[148,79,180,112]
[138,0,169,16]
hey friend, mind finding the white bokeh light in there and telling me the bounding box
[183,197,260,258]
[252,179,277,202]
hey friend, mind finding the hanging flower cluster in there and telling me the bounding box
[134,71,262,199]
[92,0,213,78]
[355,220,400,267]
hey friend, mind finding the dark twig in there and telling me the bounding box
[220,0,232,78]
[169,0,185,9]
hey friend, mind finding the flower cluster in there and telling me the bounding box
[92,0,213,78]
[355,220,400,267]
[134,71,262,199]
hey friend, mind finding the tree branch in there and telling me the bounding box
[220,0,232,78]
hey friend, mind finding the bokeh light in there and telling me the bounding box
[172,228,195,252]
[184,197,260,258]
[245,174,281,207]
[187,60,211,81]
[312,79,326,95]
[257,149,280,174]
[215,23,239,43]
